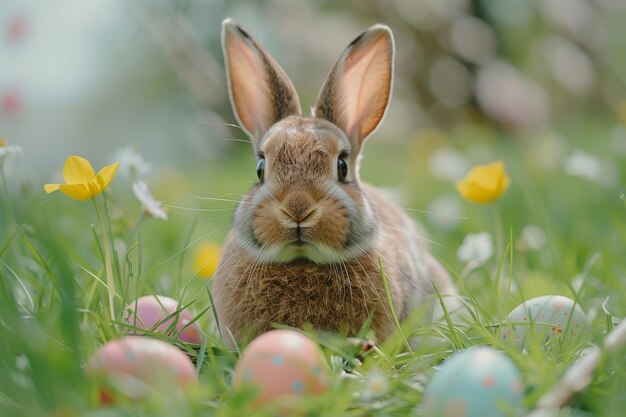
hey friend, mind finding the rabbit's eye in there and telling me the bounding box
[337,156,348,182]
[256,157,265,182]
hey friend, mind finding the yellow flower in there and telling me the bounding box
[0,138,7,147]
[455,160,510,204]
[193,242,221,279]
[44,155,119,200]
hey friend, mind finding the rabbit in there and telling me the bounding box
[211,18,459,343]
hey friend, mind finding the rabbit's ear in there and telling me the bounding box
[314,24,393,149]
[222,18,301,147]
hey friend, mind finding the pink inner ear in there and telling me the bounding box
[225,34,272,137]
[337,36,392,143]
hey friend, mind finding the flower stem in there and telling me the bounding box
[102,192,122,288]
[0,158,14,225]
[92,197,116,322]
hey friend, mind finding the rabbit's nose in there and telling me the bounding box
[280,192,318,224]
[280,206,318,224]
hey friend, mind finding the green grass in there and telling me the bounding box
[0,118,625,416]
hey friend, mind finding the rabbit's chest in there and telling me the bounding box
[225,257,399,338]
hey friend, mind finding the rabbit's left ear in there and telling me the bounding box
[222,18,301,148]
[314,24,394,148]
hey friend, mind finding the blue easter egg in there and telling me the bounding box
[421,347,524,417]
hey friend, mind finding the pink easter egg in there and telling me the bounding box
[124,295,202,344]
[233,329,329,406]
[86,336,198,404]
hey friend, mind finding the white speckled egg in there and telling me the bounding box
[86,336,198,404]
[233,329,329,406]
[502,295,587,350]
[421,347,524,417]
[124,295,202,344]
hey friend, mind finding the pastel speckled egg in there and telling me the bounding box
[502,295,587,350]
[86,336,198,404]
[233,329,329,405]
[124,295,202,344]
[421,347,524,417]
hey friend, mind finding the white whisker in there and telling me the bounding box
[197,121,245,131]
[378,223,446,248]
[192,195,249,204]
[218,138,252,144]
[162,204,236,213]
[158,225,231,266]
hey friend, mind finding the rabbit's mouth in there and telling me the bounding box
[291,238,307,248]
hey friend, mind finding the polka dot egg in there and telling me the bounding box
[421,347,524,417]
[502,295,587,350]
[124,295,202,344]
[233,329,329,405]
[86,336,198,404]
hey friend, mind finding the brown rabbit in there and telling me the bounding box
[212,18,458,342]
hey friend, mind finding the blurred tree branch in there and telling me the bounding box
[138,1,225,108]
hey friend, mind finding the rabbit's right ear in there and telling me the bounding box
[314,25,393,153]
[222,18,301,149]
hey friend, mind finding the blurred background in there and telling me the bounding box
[2,0,626,286]
[3,0,626,175]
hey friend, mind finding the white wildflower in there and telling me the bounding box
[563,150,602,181]
[0,139,23,159]
[426,194,463,231]
[457,232,494,264]
[428,147,470,182]
[517,224,547,252]
[359,371,390,401]
[132,180,168,220]
[113,147,152,179]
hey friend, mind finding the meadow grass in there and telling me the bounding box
[0,119,624,416]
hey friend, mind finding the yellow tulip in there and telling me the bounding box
[193,242,221,279]
[455,161,510,204]
[44,155,119,200]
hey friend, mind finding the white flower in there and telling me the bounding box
[132,180,167,220]
[0,140,23,159]
[457,232,494,264]
[112,147,152,179]
[359,371,390,401]
[563,150,602,181]
[428,147,470,182]
[517,224,547,252]
[426,194,463,231]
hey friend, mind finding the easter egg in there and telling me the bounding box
[86,336,198,404]
[421,347,524,417]
[124,295,202,344]
[233,329,329,405]
[502,295,587,349]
